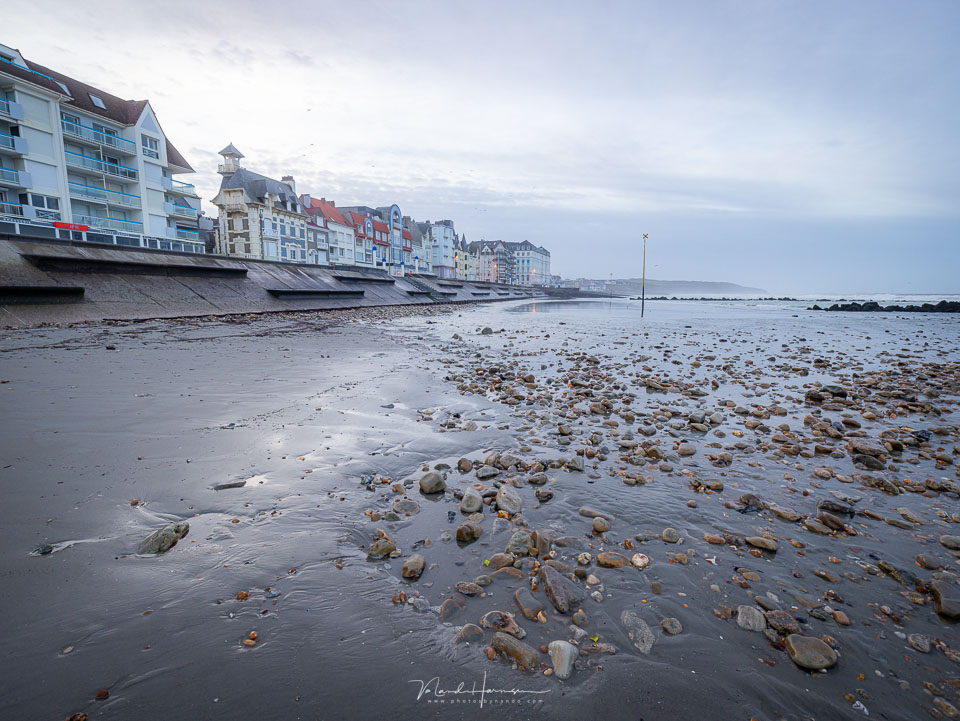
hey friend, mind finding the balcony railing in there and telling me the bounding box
[69,181,142,209]
[175,228,200,241]
[64,151,138,181]
[73,213,143,233]
[169,179,196,196]
[166,202,198,220]
[0,167,27,185]
[0,97,24,121]
[61,119,136,154]
[0,200,24,216]
[0,131,28,154]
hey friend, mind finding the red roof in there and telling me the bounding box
[347,211,368,236]
[301,196,349,226]
[372,220,388,232]
[402,229,412,239]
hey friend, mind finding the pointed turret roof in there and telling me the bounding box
[218,142,244,158]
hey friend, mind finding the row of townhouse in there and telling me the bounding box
[0,45,555,282]
[0,44,202,252]
[213,145,429,276]
[464,239,551,286]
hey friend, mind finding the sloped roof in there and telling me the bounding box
[347,211,369,235]
[220,168,302,208]
[218,142,244,157]
[0,52,193,172]
[302,196,349,226]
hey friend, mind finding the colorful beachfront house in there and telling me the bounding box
[340,204,409,275]
[300,195,353,266]
[212,144,313,263]
[346,210,376,267]
[470,239,516,284]
[0,43,202,252]
[454,235,479,281]
[403,215,432,274]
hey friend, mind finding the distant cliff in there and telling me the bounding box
[610,278,767,295]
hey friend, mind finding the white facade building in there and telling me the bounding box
[426,219,457,279]
[0,44,202,252]
[511,240,551,286]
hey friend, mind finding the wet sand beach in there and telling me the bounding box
[1,298,959,721]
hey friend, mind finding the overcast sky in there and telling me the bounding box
[7,0,959,293]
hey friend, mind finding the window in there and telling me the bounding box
[54,80,70,95]
[19,193,60,210]
[88,93,107,110]
[141,135,159,159]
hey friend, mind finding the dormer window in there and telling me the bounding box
[88,93,106,109]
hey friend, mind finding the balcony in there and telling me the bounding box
[0,97,24,121]
[174,228,200,241]
[169,179,197,196]
[73,213,143,233]
[61,119,136,155]
[0,200,27,217]
[64,151,138,182]
[165,201,198,220]
[0,131,27,156]
[262,225,279,239]
[0,166,31,188]
[69,181,142,209]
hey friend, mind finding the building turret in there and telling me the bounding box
[217,143,244,175]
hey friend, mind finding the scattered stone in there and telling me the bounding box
[764,610,800,635]
[514,588,544,620]
[137,521,189,554]
[402,554,425,580]
[931,581,960,619]
[736,605,767,632]
[592,516,611,533]
[419,471,446,494]
[455,624,484,643]
[367,528,396,559]
[596,551,631,568]
[496,485,523,514]
[746,536,778,552]
[539,565,577,614]
[480,610,525,638]
[784,634,838,670]
[456,581,483,596]
[505,529,535,556]
[548,640,578,679]
[621,610,656,654]
[662,617,683,634]
[491,632,539,669]
[460,488,483,514]
[456,521,483,544]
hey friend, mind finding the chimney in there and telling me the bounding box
[301,193,311,207]
[281,175,296,194]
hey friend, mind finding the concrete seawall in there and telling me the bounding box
[0,235,545,327]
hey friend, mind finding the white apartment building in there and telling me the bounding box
[512,240,551,286]
[426,219,457,279]
[212,145,324,264]
[0,44,202,252]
